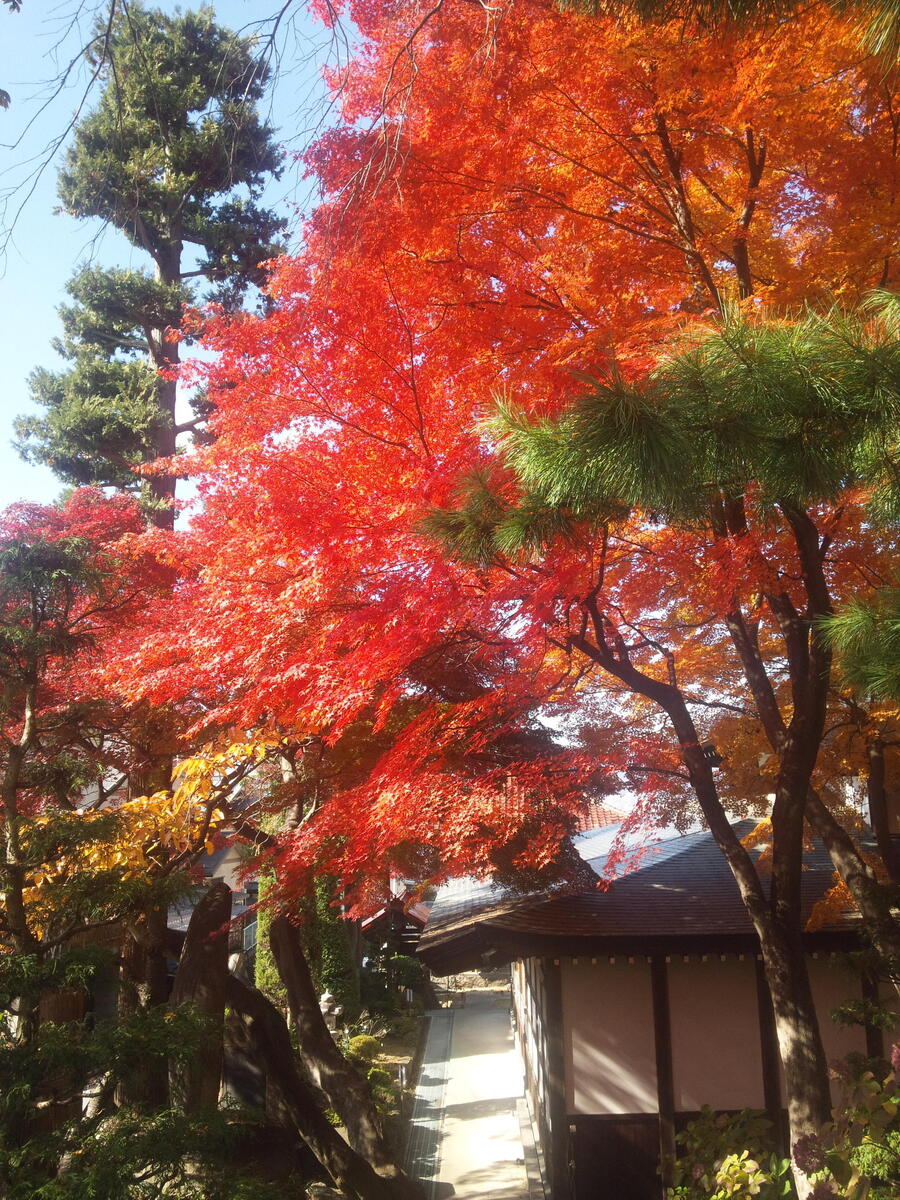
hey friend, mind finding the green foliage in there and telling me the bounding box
[1,1005,208,1191]
[17,1,285,504]
[666,1108,792,1200]
[2,1104,303,1199]
[345,1034,381,1065]
[817,1064,900,1197]
[559,0,900,67]
[666,1063,900,1200]
[560,0,801,21]
[252,872,287,1011]
[432,303,900,570]
[17,353,163,492]
[825,589,900,701]
[59,267,189,354]
[0,996,309,1197]
[384,954,426,991]
[309,877,361,1019]
[0,537,100,664]
[56,4,284,298]
[0,946,111,1012]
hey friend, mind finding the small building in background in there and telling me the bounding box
[417,821,893,1200]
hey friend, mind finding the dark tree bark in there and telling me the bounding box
[169,879,232,1110]
[225,974,400,1200]
[269,916,421,1196]
[714,497,900,995]
[570,586,832,1196]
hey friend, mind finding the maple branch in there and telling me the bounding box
[264,353,419,457]
[692,168,737,215]
[174,416,204,435]
[681,695,752,716]
[629,765,692,781]
[380,262,432,456]
[732,126,767,300]
[725,603,787,752]
[524,132,676,231]
[652,110,721,312]
[612,608,678,688]
[567,617,773,934]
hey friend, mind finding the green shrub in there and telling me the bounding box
[666,1058,900,1200]
[345,1034,381,1065]
[666,1108,791,1200]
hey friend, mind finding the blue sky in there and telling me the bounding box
[0,0,335,510]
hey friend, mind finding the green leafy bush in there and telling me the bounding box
[345,1034,381,1065]
[366,1067,393,1090]
[666,1108,791,1200]
[666,1056,900,1200]
[810,1062,900,1199]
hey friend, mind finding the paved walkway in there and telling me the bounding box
[406,990,543,1200]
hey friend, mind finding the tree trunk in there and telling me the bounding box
[119,899,170,1107]
[225,974,400,1200]
[805,789,900,996]
[758,923,832,1192]
[679,738,832,1183]
[572,615,835,1185]
[169,879,232,1110]
[269,916,420,1195]
[865,739,900,884]
[150,236,180,531]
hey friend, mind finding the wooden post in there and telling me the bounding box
[651,957,675,1194]
[543,959,571,1200]
[862,969,885,1060]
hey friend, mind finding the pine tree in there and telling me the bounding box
[15,2,285,528]
[426,300,900,1174]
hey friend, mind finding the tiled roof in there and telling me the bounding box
[418,821,861,973]
[573,800,628,832]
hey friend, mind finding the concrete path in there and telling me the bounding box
[406,990,543,1200]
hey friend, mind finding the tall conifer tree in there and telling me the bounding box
[16,2,285,528]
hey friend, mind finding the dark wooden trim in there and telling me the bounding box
[754,956,785,1154]
[861,969,885,1060]
[568,1112,659,1125]
[543,959,571,1200]
[650,957,675,1190]
[420,927,859,976]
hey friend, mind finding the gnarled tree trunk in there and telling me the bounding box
[269,916,421,1197]
[225,973,399,1200]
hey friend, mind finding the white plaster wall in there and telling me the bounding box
[668,957,765,1111]
[807,956,867,1102]
[562,959,658,1115]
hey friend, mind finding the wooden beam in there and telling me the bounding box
[650,957,675,1195]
